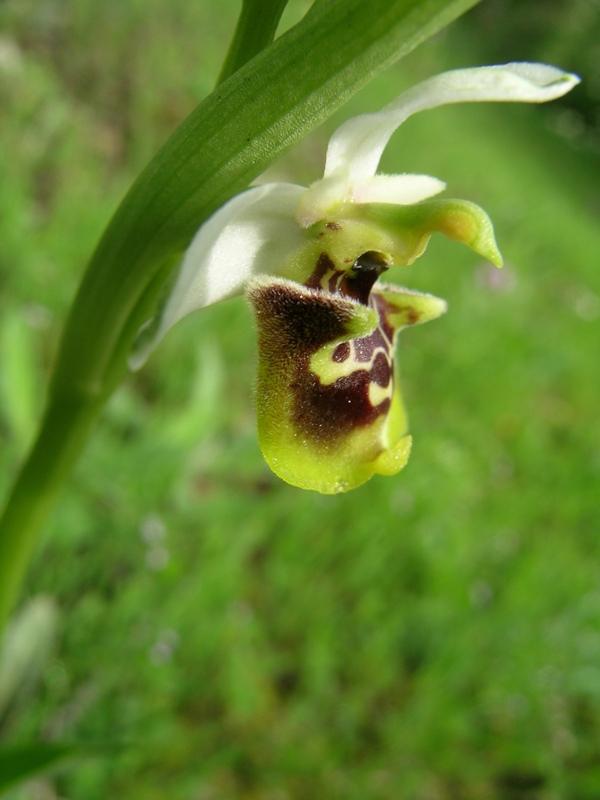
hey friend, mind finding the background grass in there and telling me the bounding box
[1,0,599,797]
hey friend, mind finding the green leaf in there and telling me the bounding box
[218,0,291,84]
[0,596,58,728]
[0,312,40,450]
[0,743,75,793]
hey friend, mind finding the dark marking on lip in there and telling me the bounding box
[283,297,394,444]
[332,342,350,363]
[249,279,353,353]
[371,352,392,388]
[325,221,341,230]
[354,327,389,363]
[292,368,391,444]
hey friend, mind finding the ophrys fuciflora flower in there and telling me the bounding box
[131,64,579,493]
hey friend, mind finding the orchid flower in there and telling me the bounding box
[131,63,579,494]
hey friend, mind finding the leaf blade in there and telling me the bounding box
[0,743,75,793]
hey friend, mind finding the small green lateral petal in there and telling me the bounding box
[342,198,503,267]
[374,283,448,330]
[367,284,446,473]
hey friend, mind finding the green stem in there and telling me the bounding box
[0,395,104,635]
[218,0,290,85]
[0,263,174,636]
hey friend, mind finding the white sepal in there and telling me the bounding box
[324,63,580,182]
[351,173,445,205]
[130,183,307,368]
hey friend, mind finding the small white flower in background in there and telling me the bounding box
[131,63,579,494]
[148,629,179,666]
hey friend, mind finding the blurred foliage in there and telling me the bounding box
[0,0,599,798]
[0,743,76,794]
[468,0,600,153]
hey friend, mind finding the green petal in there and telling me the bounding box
[338,197,503,267]
[375,282,449,328]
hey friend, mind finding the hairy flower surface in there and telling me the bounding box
[132,63,579,493]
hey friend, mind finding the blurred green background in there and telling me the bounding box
[1,0,600,797]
